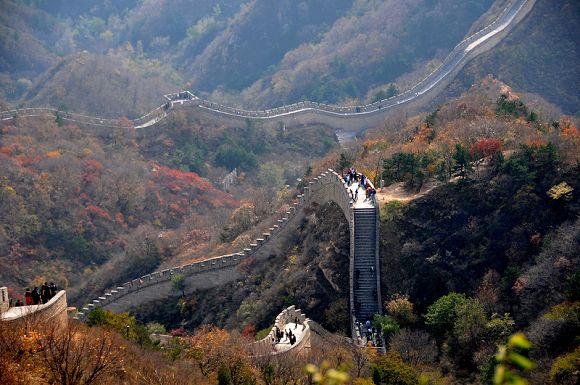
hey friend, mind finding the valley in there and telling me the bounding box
[0,1,578,384]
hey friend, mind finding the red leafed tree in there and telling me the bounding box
[470,138,502,160]
[82,159,103,184]
[150,163,238,212]
[85,204,112,221]
[241,324,256,337]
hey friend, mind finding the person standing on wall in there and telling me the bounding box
[41,282,51,303]
[49,282,58,299]
[24,288,33,305]
[31,287,41,305]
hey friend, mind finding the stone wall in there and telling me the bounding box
[1,1,535,138]
[250,305,310,357]
[0,287,8,313]
[76,169,354,320]
[1,290,68,328]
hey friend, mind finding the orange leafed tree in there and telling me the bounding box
[46,150,61,158]
[186,325,232,377]
[185,325,255,381]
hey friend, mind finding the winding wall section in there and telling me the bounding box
[250,305,311,357]
[76,169,380,345]
[75,170,359,322]
[1,0,535,138]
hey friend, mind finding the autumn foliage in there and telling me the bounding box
[470,138,502,160]
[0,118,238,302]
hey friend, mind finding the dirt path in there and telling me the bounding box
[376,179,442,205]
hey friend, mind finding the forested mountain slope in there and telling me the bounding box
[238,0,493,107]
[4,0,577,115]
[450,0,580,115]
[3,0,552,114]
[185,0,354,93]
[357,79,578,383]
[0,107,338,305]
[123,79,579,383]
[22,51,178,118]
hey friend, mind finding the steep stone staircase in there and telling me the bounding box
[353,207,380,324]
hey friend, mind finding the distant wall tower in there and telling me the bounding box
[0,287,9,313]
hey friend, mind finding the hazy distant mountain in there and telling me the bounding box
[1,0,578,115]
[235,0,493,107]
[184,0,354,93]
[23,52,177,118]
[453,0,580,115]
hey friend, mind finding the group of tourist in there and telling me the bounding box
[344,167,377,203]
[354,320,381,347]
[273,322,300,346]
[20,282,58,306]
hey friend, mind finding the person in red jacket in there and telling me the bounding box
[24,288,33,305]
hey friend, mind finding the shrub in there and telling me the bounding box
[389,329,437,366]
[496,94,529,118]
[549,347,580,385]
[87,307,154,346]
[543,302,580,325]
[380,200,404,222]
[385,295,416,327]
[485,314,515,344]
[371,351,419,385]
[214,143,257,171]
[257,161,285,188]
[425,292,467,338]
[372,314,399,342]
[453,298,487,345]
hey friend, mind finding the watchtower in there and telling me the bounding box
[0,287,9,313]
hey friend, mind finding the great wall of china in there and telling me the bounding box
[1,289,69,327]
[0,0,538,355]
[74,170,380,345]
[0,0,535,141]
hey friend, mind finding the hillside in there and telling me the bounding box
[2,0,577,117]
[0,117,236,303]
[238,0,493,107]
[0,107,338,306]
[23,51,179,118]
[185,0,354,93]
[448,0,580,115]
[0,1,510,109]
[3,0,577,117]
[358,80,578,383]
[125,79,580,384]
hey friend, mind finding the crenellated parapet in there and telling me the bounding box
[249,305,311,357]
[75,169,354,321]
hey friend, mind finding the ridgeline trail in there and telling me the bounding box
[1,0,535,141]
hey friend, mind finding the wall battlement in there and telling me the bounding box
[1,290,68,328]
[250,305,311,357]
[0,287,8,313]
